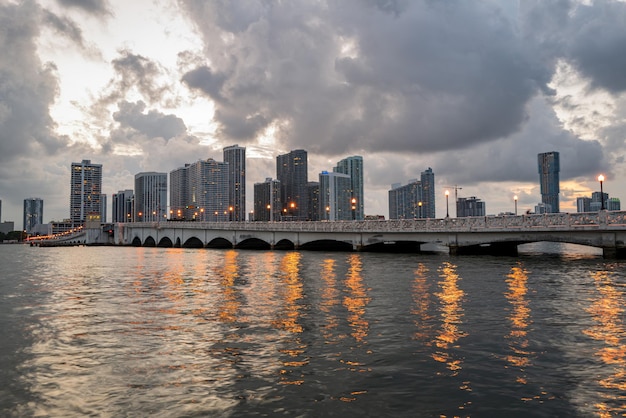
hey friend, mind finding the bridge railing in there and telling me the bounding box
[122,211,626,233]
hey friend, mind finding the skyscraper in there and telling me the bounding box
[223,145,246,221]
[170,164,190,220]
[319,171,352,221]
[420,168,435,218]
[388,180,421,219]
[70,159,103,225]
[253,178,281,221]
[134,172,167,222]
[538,151,560,213]
[188,158,230,221]
[456,197,486,217]
[334,156,364,220]
[112,189,134,222]
[23,198,43,233]
[276,150,308,220]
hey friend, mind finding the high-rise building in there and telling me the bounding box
[276,150,308,220]
[319,171,352,221]
[112,189,134,222]
[388,180,422,219]
[576,197,591,213]
[170,164,190,220]
[134,172,167,222]
[420,168,435,218]
[607,197,621,211]
[538,151,560,213]
[334,156,364,220]
[23,198,43,233]
[188,158,230,221]
[307,181,320,221]
[223,145,246,221]
[70,159,103,225]
[253,178,281,221]
[456,197,486,217]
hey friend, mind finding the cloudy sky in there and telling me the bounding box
[1,0,626,225]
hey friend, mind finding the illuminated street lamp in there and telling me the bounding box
[200,208,204,221]
[326,206,330,221]
[267,204,271,222]
[418,201,422,219]
[598,174,605,210]
[514,195,518,216]
[445,190,450,218]
[214,211,218,222]
[351,197,357,220]
[229,206,234,221]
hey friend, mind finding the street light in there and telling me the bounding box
[514,195,518,216]
[418,201,422,219]
[214,211,218,222]
[200,208,204,221]
[326,206,330,221]
[229,206,234,221]
[445,190,450,218]
[351,197,357,220]
[598,174,605,210]
[267,204,271,222]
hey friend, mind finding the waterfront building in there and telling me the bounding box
[608,197,621,211]
[535,202,552,214]
[538,151,560,213]
[319,171,352,221]
[388,179,422,219]
[420,168,436,218]
[276,150,308,220]
[112,190,134,222]
[188,158,230,221]
[134,172,167,222]
[23,198,43,233]
[456,196,486,217]
[334,156,364,220]
[253,178,281,221]
[0,221,14,235]
[576,197,591,213]
[169,164,190,220]
[70,159,103,225]
[307,181,320,221]
[223,145,246,221]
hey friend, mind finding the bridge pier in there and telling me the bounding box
[602,247,626,259]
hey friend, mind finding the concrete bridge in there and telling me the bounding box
[106,211,626,258]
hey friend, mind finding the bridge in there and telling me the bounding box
[93,211,626,258]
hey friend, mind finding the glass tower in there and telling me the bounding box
[70,159,102,225]
[223,145,246,221]
[334,156,364,220]
[538,151,560,213]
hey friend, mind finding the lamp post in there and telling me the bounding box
[229,206,234,221]
[351,197,357,220]
[267,204,271,222]
[326,206,330,221]
[514,195,518,216]
[418,201,422,219]
[200,208,204,221]
[598,174,605,210]
[445,190,450,218]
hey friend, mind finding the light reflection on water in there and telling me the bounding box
[0,245,625,417]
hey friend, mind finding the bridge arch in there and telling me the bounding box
[299,239,353,251]
[144,236,156,247]
[131,237,142,247]
[236,238,271,250]
[158,237,173,248]
[183,237,204,248]
[206,237,232,249]
[274,239,295,250]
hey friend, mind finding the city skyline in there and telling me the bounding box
[1,1,626,224]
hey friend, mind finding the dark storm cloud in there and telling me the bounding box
[178,0,552,155]
[181,66,227,102]
[111,51,170,104]
[565,1,626,93]
[56,0,110,16]
[0,1,67,164]
[112,100,187,140]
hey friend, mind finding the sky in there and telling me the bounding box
[1,0,626,226]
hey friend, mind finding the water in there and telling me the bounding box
[1,243,625,417]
